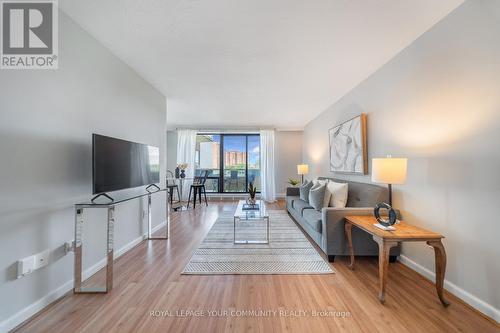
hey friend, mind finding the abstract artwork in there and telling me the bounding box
[329,113,367,174]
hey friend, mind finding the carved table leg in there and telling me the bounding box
[427,240,450,307]
[345,222,355,270]
[374,236,398,304]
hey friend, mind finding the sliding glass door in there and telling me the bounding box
[195,133,260,193]
[222,135,247,192]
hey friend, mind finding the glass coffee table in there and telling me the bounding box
[233,200,270,244]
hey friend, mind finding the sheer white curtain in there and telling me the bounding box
[176,129,197,200]
[259,129,276,202]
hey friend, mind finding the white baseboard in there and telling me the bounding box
[398,255,500,324]
[0,222,167,333]
[0,279,74,333]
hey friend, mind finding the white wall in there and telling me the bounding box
[0,12,167,332]
[302,0,500,321]
[165,130,302,197]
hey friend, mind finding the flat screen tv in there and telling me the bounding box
[92,134,160,194]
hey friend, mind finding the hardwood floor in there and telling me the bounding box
[14,201,499,333]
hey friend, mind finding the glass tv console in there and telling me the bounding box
[73,186,169,294]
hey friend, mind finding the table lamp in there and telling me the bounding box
[371,156,407,206]
[297,164,309,184]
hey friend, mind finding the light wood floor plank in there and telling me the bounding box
[13,201,500,333]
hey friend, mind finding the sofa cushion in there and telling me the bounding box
[299,181,313,202]
[286,195,299,208]
[318,177,389,207]
[346,182,386,207]
[291,198,314,215]
[302,209,322,233]
[309,183,326,211]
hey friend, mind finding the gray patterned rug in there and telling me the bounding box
[182,210,334,275]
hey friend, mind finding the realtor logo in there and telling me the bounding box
[1,0,58,69]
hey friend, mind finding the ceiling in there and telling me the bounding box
[60,0,464,130]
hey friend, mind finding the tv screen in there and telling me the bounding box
[92,134,160,194]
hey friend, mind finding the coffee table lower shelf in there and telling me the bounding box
[233,215,270,245]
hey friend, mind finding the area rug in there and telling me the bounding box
[182,210,334,275]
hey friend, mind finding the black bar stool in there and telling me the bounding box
[166,170,181,207]
[187,170,209,209]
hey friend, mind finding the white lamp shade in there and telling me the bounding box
[297,164,309,175]
[371,158,407,185]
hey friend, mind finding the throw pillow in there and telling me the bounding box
[313,179,328,187]
[299,181,314,202]
[312,179,332,208]
[309,183,327,211]
[308,182,321,201]
[326,181,349,208]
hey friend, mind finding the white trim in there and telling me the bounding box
[0,222,167,333]
[398,255,500,324]
[0,280,73,333]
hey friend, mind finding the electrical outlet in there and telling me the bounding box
[17,248,50,278]
[33,249,50,270]
[65,240,75,254]
[17,256,35,278]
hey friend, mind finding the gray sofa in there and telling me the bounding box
[286,177,400,262]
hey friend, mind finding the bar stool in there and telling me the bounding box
[187,170,209,209]
[166,170,181,207]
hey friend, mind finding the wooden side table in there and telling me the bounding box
[344,215,449,306]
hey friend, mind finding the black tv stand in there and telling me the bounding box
[91,193,114,203]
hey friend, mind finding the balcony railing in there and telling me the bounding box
[194,169,260,193]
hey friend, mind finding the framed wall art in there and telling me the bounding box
[328,113,367,174]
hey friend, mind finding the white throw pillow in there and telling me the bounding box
[326,181,348,208]
[313,179,331,208]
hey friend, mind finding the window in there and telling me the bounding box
[195,133,260,193]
